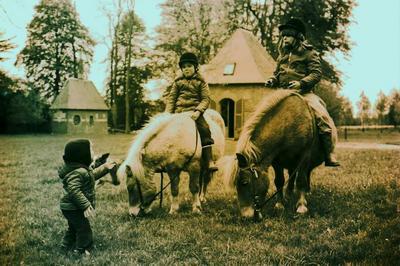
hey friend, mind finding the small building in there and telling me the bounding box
[50,78,109,134]
[202,29,276,139]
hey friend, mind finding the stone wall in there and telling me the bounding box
[52,110,108,134]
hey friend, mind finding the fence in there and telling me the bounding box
[337,125,400,142]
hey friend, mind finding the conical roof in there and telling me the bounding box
[202,29,276,84]
[50,79,109,110]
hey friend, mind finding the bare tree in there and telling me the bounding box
[375,90,388,125]
[357,91,371,126]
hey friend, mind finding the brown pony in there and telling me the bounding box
[222,89,329,219]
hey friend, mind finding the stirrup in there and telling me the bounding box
[325,160,340,167]
[209,162,218,172]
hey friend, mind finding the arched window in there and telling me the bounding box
[73,115,81,125]
[219,98,235,138]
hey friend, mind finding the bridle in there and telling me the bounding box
[237,164,263,221]
[132,120,199,214]
[237,153,310,222]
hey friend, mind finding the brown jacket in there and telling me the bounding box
[270,41,322,93]
[166,73,210,113]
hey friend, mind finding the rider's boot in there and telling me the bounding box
[320,133,340,167]
[202,145,218,172]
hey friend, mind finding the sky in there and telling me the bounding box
[0,0,399,112]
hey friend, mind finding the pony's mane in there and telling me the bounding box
[124,112,173,180]
[236,89,297,164]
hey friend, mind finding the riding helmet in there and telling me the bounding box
[279,18,306,38]
[179,52,199,69]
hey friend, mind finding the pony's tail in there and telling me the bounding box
[218,155,239,190]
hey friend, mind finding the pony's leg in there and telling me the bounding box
[296,191,308,214]
[273,164,285,210]
[199,167,212,203]
[168,169,181,215]
[285,168,297,199]
[296,170,309,214]
[286,169,297,195]
[189,166,202,214]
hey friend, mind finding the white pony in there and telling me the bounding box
[117,109,225,216]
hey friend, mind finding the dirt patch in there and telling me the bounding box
[337,142,400,150]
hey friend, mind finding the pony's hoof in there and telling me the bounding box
[128,207,141,217]
[169,209,178,215]
[253,211,263,222]
[296,204,308,214]
[275,202,285,210]
[192,208,202,214]
[200,196,207,204]
[192,205,202,214]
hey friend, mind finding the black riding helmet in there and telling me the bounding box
[279,18,306,40]
[179,52,199,69]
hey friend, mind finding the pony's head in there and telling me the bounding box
[117,113,173,216]
[221,153,269,219]
[123,164,157,216]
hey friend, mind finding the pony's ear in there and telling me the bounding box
[125,165,133,177]
[236,153,248,168]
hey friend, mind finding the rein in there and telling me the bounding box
[135,119,200,211]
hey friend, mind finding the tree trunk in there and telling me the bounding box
[72,39,78,78]
[110,39,118,129]
[124,20,133,133]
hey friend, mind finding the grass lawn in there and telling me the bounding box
[1,133,399,265]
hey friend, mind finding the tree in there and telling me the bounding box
[106,1,150,131]
[0,75,50,133]
[154,0,232,81]
[357,91,371,126]
[225,0,356,85]
[0,31,15,62]
[375,90,388,125]
[103,0,124,129]
[16,0,95,101]
[388,89,400,127]
[339,97,355,125]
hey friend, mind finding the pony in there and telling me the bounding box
[222,89,330,219]
[117,109,225,216]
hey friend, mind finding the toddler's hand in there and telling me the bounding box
[84,205,96,218]
[288,80,301,90]
[104,161,117,171]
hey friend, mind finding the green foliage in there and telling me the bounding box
[339,97,356,125]
[388,89,400,127]
[16,0,95,101]
[0,32,15,62]
[375,90,389,125]
[357,91,371,125]
[1,135,400,264]
[0,76,50,133]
